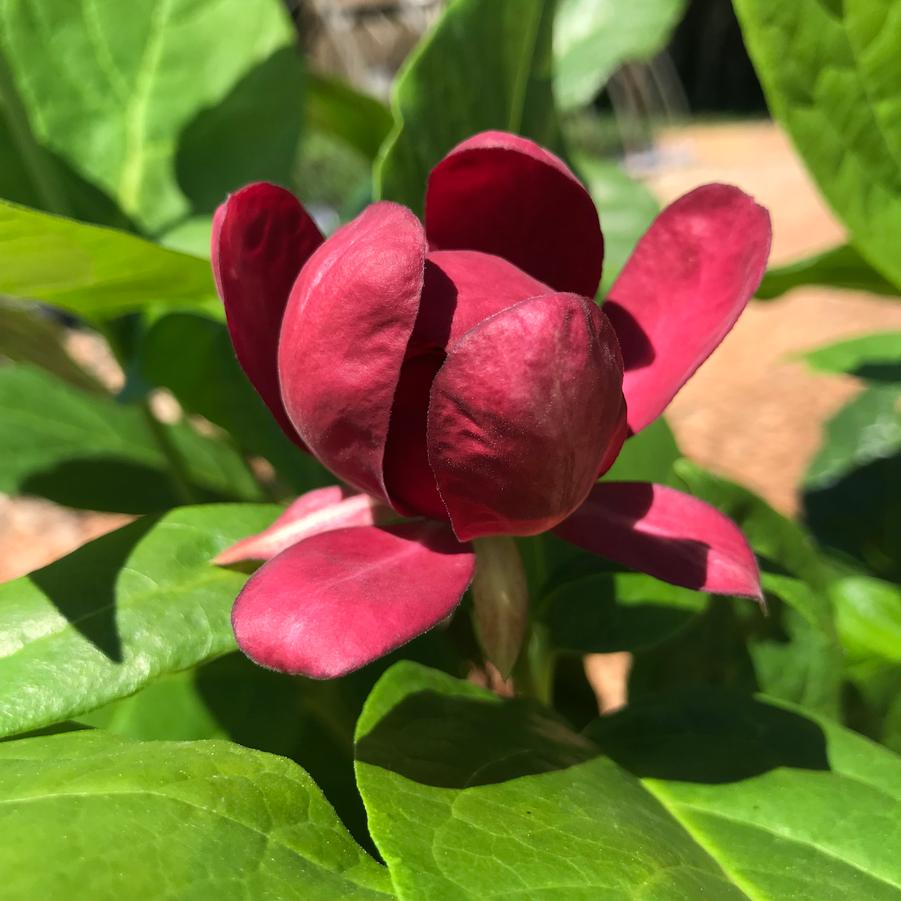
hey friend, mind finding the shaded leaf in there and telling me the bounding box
[0,729,392,898]
[0,364,262,511]
[0,503,277,738]
[376,0,561,213]
[0,0,303,234]
[803,331,901,383]
[758,243,899,300]
[355,662,901,899]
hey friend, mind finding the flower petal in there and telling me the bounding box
[554,481,763,598]
[383,250,549,519]
[604,184,772,434]
[232,522,476,678]
[212,182,323,445]
[278,202,427,501]
[428,293,625,541]
[425,131,603,297]
[213,487,385,564]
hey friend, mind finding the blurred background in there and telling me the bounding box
[2,0,897,579]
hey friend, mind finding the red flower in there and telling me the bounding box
[212,131,772,679]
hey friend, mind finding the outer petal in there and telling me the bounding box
[278,202,427,501]
[553,482,763,599]
[232,522,476,678]
[213,487,385,564]
[212,182,323,444]
[604,184,772,433]
[428,293,624,540]
[425,131,603,297]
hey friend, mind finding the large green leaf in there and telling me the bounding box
[803,385,901,580]
[803,331,901,384]
[554,0,687,110]
[0,503,277,738]
[733,0,901,290]
[0,729,392,899]
[574,154,659,294]
[603,415,680,484]
[355,662,901,899]
[139,312,331,492]
[0,364,262,511]
[0,0,303,234]
[0,200,216,318]
[832,575,901,666]
[375,0,560,213]
[757,244,900,300]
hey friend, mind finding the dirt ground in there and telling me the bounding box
[2,121,900,583]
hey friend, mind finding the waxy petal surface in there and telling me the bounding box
[554,482,763,598]
[425,131,603,297]
[429,293,624,541]
[212,182,323,444]
[232,522,475,678]
[604,184,772,433]
[278,202,427,501]
[214,488,384,564]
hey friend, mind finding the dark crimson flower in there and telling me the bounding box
[212,131,772,679]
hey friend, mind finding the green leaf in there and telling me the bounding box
[831,575,901,665]
[554,0,687,110]
[803,385,901,580]
[0,298,104,392]
[603,415,680,484]
[733,0,901,290]
[757,244,900,300]
[803,331,901,384]
[574,154,659,294]
[0,503,278,738]
[376,0,561,213]
[546,570,707,653]
[139,313,331,492]
[355,662,901,899]
[0,199,216,318]
[0,0,303,234]
[0,730,393,899]
[0,364,262,511]
[306,72,393,162]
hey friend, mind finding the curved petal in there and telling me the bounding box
[278,202,427,501]
[428,293,625,541]
[232,522,475,678]
[212,182,323,445]
[213,487,385,564]
[553,481,762,599]
[604,184,772,434]
[383,250,549,518]
[425,131,603,297]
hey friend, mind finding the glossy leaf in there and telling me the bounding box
[0,730,392,898]
[356,662,901,900]
[803,331,901,383]
[0,0,304,234]
[757,243,899,300]
[0,200,216,318]
[376,0,560,213]
[0,364,262,512]
[0,503,277,737]
[803,386,901,580]
[554,0,687,110]
[831,576,901,665]
[734,0,901,289]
